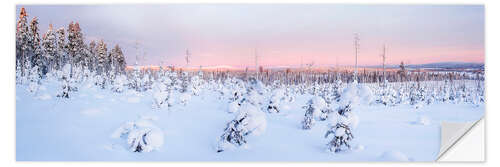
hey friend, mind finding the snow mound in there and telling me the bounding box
[340,81,374,106]
[127,97,141,103]
[353,145,365,151]
[378,151,412,161]
[311,96,327,119]
[239,103,267,136]
[358,84,374,105]
[38,85,47,91]
[81,108,101,116]
[94,94,105,99]
[36,93,52,100]
[111,118,164,153]
[414,116,431,125]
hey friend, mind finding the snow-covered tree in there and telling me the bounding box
[376,80,397,106]
[302,96,327,130]
[179,71,190,93]
[111,117,164,153]
[96,40,108,88]
[16,7,30,77]
[55,27,67,72]
[27,65,40,93]
[67,22,86,69]
[41,24,57,73]
[409,84,425,108]
[190,75,202,96]
[266,88,285,113]
[111,44,126,74]
[16,60,25,84]
[111,74,127,93]
[152,80,173,109]
[325,103,357,153]
[29,17,43,76]
[87,40,98,72]
[332,79,343,102]
[217,100,267,152]
[56,64,72,98]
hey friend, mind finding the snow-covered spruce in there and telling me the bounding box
[27,65,40,93]
[302,96,327,130]
[325,103,356,153]
[225,79,246,113]
[217,94,267,152]
[152,80,173,109]
[266,89,285,113]
[409,84,426,109]
[111,117,164,153]
[111,74,127,93]
[376,80,397,106]
[56,64,72,98]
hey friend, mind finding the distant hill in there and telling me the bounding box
[366,62,484,69]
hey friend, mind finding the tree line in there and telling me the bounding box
[16,7,127,81]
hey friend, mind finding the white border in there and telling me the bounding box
[1,0,497,167]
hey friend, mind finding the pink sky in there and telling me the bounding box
[18,4,484,67]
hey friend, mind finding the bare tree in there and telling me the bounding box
[353,33,360,82]
[381,44,387,82]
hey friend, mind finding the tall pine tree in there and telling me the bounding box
[56,27,67,71]
[42,24,57,74]
[29,17,43,77]
[16,7,30,77]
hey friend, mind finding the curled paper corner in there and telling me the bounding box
[437,118,483,161]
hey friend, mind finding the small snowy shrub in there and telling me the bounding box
[152,81,173,109]
[302,96,327,130]
[56,64,72,98]
[409,85,425,108]
[190,75,202,95]
[325,103,356,153]
[111,117,164,153]
[377,82,397,106]
[229,89,244,103]
[217,102,266,152]
[266,89,285,113]
[27,65,40,93]
[111,74,127,93]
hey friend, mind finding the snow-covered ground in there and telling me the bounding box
[15,79,484,161]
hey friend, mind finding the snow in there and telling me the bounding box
[340,81,374,106]
[227,101,239,113]
[238,103,267,136]
[36,93,52,100]
[81,108,101,116]
[413,116,432,126]
[335,127,346,137]
[111,117,164,153]
[16,80,484,161]
[127,96,141,103]
[179,93,191,105]
[378,150,412,161]
[311,96,327,119]
[328,111,359,130]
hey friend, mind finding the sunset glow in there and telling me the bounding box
[17,4,484,68]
